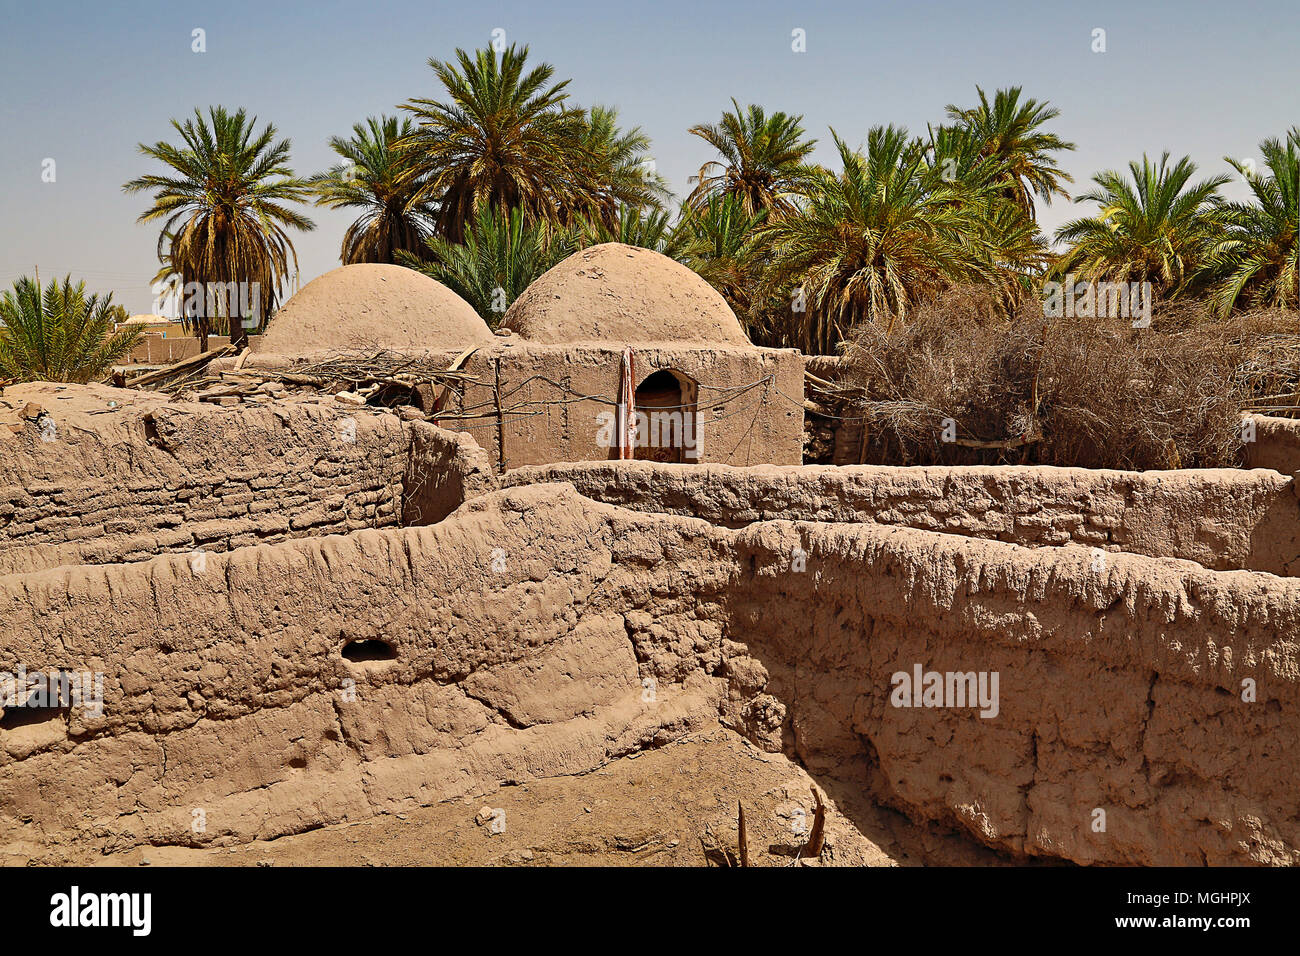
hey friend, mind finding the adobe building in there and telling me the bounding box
[9,250,1300,867]
[258,261,495,355]
[250,245,805,471]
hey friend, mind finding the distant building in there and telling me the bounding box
[254,245,805,470]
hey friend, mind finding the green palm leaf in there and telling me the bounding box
[123,106,315,349]
[0,276,142,384]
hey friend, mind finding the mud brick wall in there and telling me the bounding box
[3,483,1297,865]
[402,421,499,525]
[1245,414,1300,475]
[0,383,409,575]
[446,342,806,470]
[505,459,1300,575]
[0,486,732,862]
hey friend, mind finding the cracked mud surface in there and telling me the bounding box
[84,730,1005,867]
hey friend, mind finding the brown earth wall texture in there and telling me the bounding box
[401,422,498,526]
[1245,414,1300,475]
[504,460,1300,575]
[449,343,805,470]
[2,483,1297,865]
[0,383,409,574]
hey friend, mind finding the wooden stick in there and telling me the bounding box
[802,786,826,858]
[128,344,235,387]
[737,803,750,868]
[951,434,1041,450]
[804,370,843,391]
[432,345,482,413]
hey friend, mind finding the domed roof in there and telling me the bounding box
[261,263,492,355]
[501,243,752,346]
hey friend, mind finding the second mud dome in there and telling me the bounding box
[2,392,1298,866]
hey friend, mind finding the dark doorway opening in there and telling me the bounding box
[633,369,697,463]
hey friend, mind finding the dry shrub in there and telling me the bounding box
[841,288,1300,469]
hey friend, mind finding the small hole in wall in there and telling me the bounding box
[0,699,70,733]
[368,382,420,408]
[341,638,398,664]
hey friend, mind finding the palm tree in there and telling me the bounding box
[311,115,434,265]
[1054,153,1229,296]
[402,205,574,324]
[923,122,1051,303]
[574,106,668,228]
[676,195,771,338]
[0,275,142,384]
[400,45,648,242]
[124,106,315,350]
[945,86,1075,217]
[686,100,818,216]
[1208,128,1299,313]
[574,204,682,256]
[761,126,1003,352]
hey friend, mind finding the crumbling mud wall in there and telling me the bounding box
[3,484,1297,865]
[0,486,729,863]
[1245,414,1300,475]
[0,383,475,574]
[727,519,1300,866]
[505,460,1300,575]
[402,421,498,525]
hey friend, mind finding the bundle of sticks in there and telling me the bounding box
[124,346,482,405]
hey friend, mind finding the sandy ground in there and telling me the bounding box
[74,729,1006,867]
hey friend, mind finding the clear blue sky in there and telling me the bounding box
[1,0,1297,314]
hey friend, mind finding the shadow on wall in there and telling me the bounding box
[402,420,498,525]
[4,483,1298,866]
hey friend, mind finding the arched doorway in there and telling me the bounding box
[633,369,699,463]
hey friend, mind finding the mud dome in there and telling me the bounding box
[2,384,1299,866]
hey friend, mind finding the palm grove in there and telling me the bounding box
[2,44,1296,468]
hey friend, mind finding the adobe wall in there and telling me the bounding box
[727,510,1300,866]
[401,420,498,525]
[119,334,265,366]
[0,486,730,863]
[0,383,412,574]
[1245,414,1300,475]
[504,460,1300,575]
[3,483,1297,866]
[445,342,805,471]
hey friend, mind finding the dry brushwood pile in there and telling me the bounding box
[124,347,479,411]
[835,291,1300,469]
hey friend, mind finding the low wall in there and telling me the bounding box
[0,383,410,574]
[0,486,727,862]
[3,483,1297,865]
[402,421,498,525]
[1245,414,1300,475]
[118,334,264,366]
[505,460,1300,575]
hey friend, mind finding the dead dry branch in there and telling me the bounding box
[838,290,1299,469]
